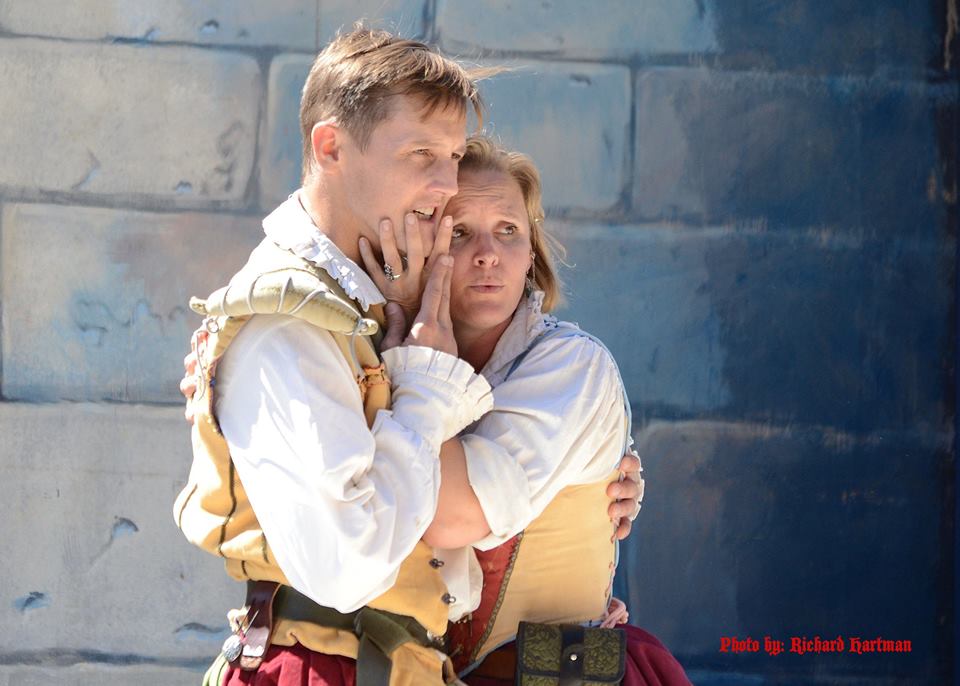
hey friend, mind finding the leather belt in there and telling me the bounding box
[231,580,436,686]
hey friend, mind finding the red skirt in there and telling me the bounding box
[223,643,356,686]
[463,625,692,686]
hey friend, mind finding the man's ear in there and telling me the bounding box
[310,120,341,172]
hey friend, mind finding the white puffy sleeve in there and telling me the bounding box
[462,332,628,550]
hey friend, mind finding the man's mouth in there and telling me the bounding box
[412,207,436,220]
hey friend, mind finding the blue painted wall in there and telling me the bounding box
[576,3,958,684]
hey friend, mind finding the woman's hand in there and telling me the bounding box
[608,452,644,540]
[180,338,201,424]
[395,254,457,357]
[359,213,454,329]
[600,597,629,628]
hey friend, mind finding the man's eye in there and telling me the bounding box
[414,149,431,157]
[451,226,466,238]
[451,151,463,161]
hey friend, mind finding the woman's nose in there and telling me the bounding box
[472,234,499,267]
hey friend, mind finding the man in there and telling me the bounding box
[174,28,642,686]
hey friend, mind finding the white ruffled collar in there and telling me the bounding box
[262,193,385,312]
[481,290,557,381]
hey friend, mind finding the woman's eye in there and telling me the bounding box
[414,149,431,157]
[451,226,466,239]
[501,225,518,235]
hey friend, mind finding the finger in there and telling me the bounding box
[183,352,198,375]
[614,517,633,541]
[394,215,408,257]
[438,254,453,328]
[618,453,641,476]
[381,302,406,351]
[359,237,387,291]
[403,213,425,273]
[418,255,450,320]
[427,216,453,269]
[380,219,403,273]
[420,212,437,257]
[608,498,639,523]
[180,375,198,400]
[608,478,640,502]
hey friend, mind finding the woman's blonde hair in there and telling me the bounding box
[459,135,565,311]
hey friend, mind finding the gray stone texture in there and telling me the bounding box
[0,403,237,659]
[0,39,260,206]
[633,68,957,238]
[0,665,205,686]
[479,62,631,213]
[1,203,263,402]
[619,420,946,683]
[0,1,317,49]
[553,223,953,432]
[437,0,717,58]
[260,55,314,211]
[318,0,427,44]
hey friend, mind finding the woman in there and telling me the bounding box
[365,135,690,685]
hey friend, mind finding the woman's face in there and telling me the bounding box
[445,168,534,340]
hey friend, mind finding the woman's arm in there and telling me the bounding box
[424,331,628,550]
[422,439,490,547]
[423,443,643,548]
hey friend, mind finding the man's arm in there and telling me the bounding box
[217,315,490,612]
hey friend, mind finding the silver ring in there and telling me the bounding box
[383,263,401,282]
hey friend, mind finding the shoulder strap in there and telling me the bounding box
[189,239,380,338]
[188,239,385,376]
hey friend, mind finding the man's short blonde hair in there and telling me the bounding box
[300,27,488,180]
[459,135,565,312]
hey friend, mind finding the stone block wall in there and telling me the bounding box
[0,2,955,684]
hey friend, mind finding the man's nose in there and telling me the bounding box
[429,158,459,198]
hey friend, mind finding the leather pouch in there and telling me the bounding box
[515,622,625,686]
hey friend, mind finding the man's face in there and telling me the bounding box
[336,94,467,253]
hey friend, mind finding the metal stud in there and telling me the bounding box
[222,634,243,662]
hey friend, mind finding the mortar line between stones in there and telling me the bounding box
[0,650,212,670]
